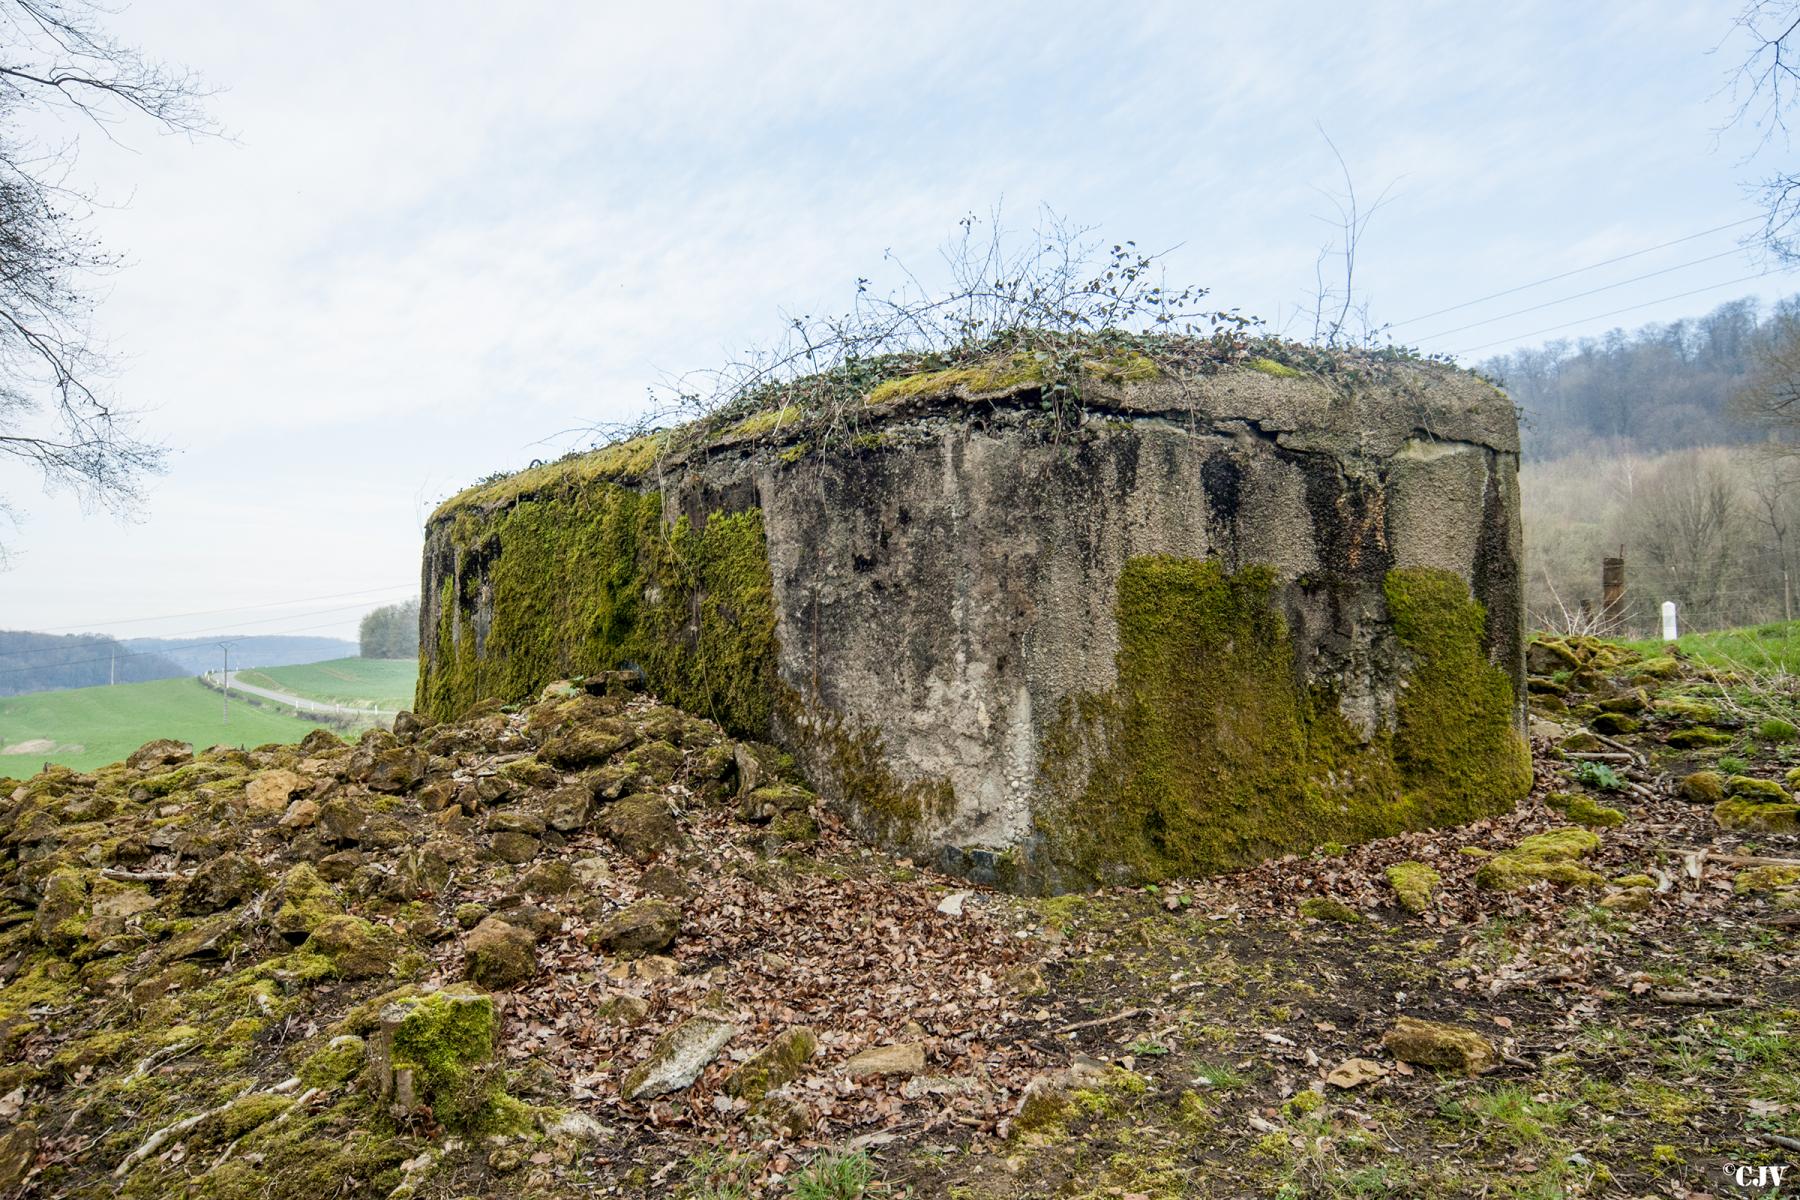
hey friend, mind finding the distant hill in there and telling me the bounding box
[1478,293,1788,461]
[124,636,358,675]
[0,632,360,697]
[0,631,186,696]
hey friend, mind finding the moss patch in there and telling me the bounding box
[418,483,779,738]
[1474,828,1605,892]
[865,355,1047,405]
[1385,862,1442,914]
[1034,561,1528,888]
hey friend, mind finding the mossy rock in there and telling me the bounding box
[1591,712,1640,736]
[178,852,270,916]
[1526,639,1582,675]
[1727,775,1789,802]
[588,898,681,958]
[1381,1016,1496,1074]
[1384,862,1441,914]
[462,917,538,989]
[1298,896,1362,924]
[600,794,684,863]
[303,915,400,979]
[1654,696,1721,722]
[32,868,90,954]
[1667,727,1733,749]
[1715,799,1800,834]
[1678,771,1726,804]
[1544,792,1625,828]
[1628,656,1682,681]
[1733,865,1800,895]
[723,1025,818,1102]
[1474,828,1604,892]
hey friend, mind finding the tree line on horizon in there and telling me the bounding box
[359,600,420,660]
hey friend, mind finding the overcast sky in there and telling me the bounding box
[1,0,1790,642]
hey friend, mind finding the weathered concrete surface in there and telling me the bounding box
[421,357,1527,891]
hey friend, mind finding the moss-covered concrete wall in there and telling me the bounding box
[420,356,1528,892]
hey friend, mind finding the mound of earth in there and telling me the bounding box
[2,640,1796,1199]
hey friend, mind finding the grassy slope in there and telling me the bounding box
[0,676,329,775]
[233,657,417,709]
[1620,619,1800,674]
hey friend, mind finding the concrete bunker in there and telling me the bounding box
[418,350,1529,892]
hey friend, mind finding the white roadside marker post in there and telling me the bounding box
[1661,601,1678,643]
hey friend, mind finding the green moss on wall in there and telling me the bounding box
[1384,567,1533,825]
[417,483,779,738]
[1035,560,1527,887]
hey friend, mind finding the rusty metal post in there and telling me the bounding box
[1601,555,1626,634]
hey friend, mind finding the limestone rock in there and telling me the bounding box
[842,1041,926,1078]
[487,809,547,835]
[601,794,682,863]
[316,797,366,845]
[621,1016,737,1101]
[540,785,592,832]
[179,852,269,915]
[304,914,399,979]
[271,862,341,942]
[490,831,540,864]
[33,868,88,952]
[246,769,308,812]
[365,748,426,794]
[463,917,538,989]
[280,797,320,830]
[1381,1016,1496,1075]
[590,898,681,958]
[725,1026,818,1100]
[572,856,612,889]
[0,1121,37,1192]
[127,739,193,771]
[1715,799,1800,834]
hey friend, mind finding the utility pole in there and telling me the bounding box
[218,642,231,724]
[109,647,116,687]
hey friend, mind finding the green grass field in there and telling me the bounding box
[233,657,417,710]
[0,676,332,777]
[1618,618,1800,674]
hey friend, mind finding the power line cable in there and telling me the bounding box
[1452,268,1800,356]
[1411,244,1765,343]
[28,583,416,633]
[1389,215,1767,329]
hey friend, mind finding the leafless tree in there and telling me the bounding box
[0,0,214,550]
[1723,3,1800,256]
[1736,305,1800,438]
[1627,452,1749,628]
[1305,129,1395,349]
[1747,450,1800,618]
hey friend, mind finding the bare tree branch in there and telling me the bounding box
[0,0,216,542]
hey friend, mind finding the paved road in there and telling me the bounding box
[203,670,396,719]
